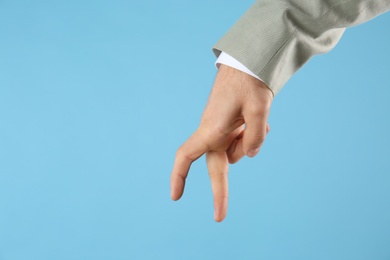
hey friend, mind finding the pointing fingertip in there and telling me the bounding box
[171,189,182,201]
[214,197,228,222]
[214,211,224,222]
[171,192,177,201]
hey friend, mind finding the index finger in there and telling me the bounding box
[170,130,209,201]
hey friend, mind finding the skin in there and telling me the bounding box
[170,64,273,222]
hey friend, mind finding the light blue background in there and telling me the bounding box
[0,1,389,259]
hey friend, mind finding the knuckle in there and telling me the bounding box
[201,124,229,142]
[175,147,183,158]
[245,104,264,117]
[176,146,188,160]
[221,194,229,200]
[213,124,230,137]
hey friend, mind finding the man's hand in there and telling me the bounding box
[170,64,273,222]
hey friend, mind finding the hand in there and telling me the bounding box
[170,64,273,222]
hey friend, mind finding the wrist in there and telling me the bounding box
[217,64,273,104]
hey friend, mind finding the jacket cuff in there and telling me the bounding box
[212,1,344,96]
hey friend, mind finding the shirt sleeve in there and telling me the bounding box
[215,51,264,82]
[213,0,390,96]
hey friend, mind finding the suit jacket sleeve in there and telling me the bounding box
[213,0,390,96]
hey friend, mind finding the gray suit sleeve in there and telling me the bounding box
[213,0,390,96]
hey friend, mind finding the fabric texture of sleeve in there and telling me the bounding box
[213,0,390,96]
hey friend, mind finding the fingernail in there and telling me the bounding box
[247,148,260,157]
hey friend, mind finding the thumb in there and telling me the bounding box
[242,114,269,158]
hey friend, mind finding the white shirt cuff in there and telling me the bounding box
[215,51,263,82]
